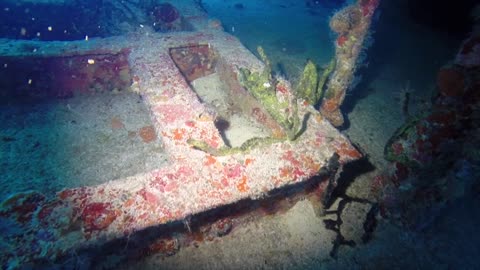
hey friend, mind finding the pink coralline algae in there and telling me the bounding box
[292,167,307,180]
[282,150,301,167]
[152,174,179,193]
[176,166,195,177]
[314,131,327,146]
[224,163,243,178]
[155,105,193,124]
[139,189,159,205]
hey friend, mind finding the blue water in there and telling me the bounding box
[202,0,337,79]
[1,0,479,269]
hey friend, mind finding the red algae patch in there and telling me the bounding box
[81,202,119,236]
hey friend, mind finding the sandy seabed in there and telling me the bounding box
[0,90,167,201]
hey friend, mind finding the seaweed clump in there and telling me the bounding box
[238,46,302,141]
[239,47,335,138]
[296,59,336,107]
[189,47,334,156]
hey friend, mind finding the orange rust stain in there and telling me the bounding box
[172,128,186,140]
[279,167,291,178]
[314,113,323,123]
[335,142,362,159]
[272,176,282,187]
[198,113,215,122]
[123,198,135,208]
[244,158,254,166]
[309,163,321,173]
[321,98,339,112]
[173,209,183,219]
[205,155,217,166]
[111,209,122,225]
[272,127,286,139]
[237,175,249,192]
[302,156,321,173]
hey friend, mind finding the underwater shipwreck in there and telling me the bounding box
[1,0,480,269]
